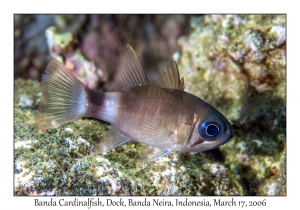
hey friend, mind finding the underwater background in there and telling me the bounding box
[14,14,286,196]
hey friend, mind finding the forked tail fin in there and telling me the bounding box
[35,59,88,130]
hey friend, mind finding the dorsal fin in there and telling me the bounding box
[156,60,185,90]
[116,44,149,91]
[179,77,185,90]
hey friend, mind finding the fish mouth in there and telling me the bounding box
[203,134,233,150]
[214,134,233,147]
[220,134,233,146]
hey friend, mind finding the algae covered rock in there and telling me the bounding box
[14,79,243,196]
[176,14,286,195]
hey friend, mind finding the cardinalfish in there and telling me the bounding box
[36,44,233,161]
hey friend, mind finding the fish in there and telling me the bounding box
[35,44,233,162]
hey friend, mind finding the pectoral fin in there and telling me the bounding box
[138,145,172,162]
[91,126,130,154]
[138,109,197,151]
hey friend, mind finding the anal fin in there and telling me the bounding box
[139,145,172,162]
[91,126,130,154]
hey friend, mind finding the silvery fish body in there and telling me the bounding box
[36,44,233,161]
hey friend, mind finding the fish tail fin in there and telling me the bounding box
[35,59,89,130]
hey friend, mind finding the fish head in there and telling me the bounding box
[185,107,233,152]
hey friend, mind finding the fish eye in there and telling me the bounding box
[206,124,219,136]
[198,116,225,141]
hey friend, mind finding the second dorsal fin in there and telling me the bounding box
[156,60,185,90]
[116,44,149,91]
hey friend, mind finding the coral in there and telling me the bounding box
[45,26,74,58]
[14,14,193,90]
[14,15,55,80]
[177,14,286,195]
[45,26,105,90]
[14,15,87,80]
